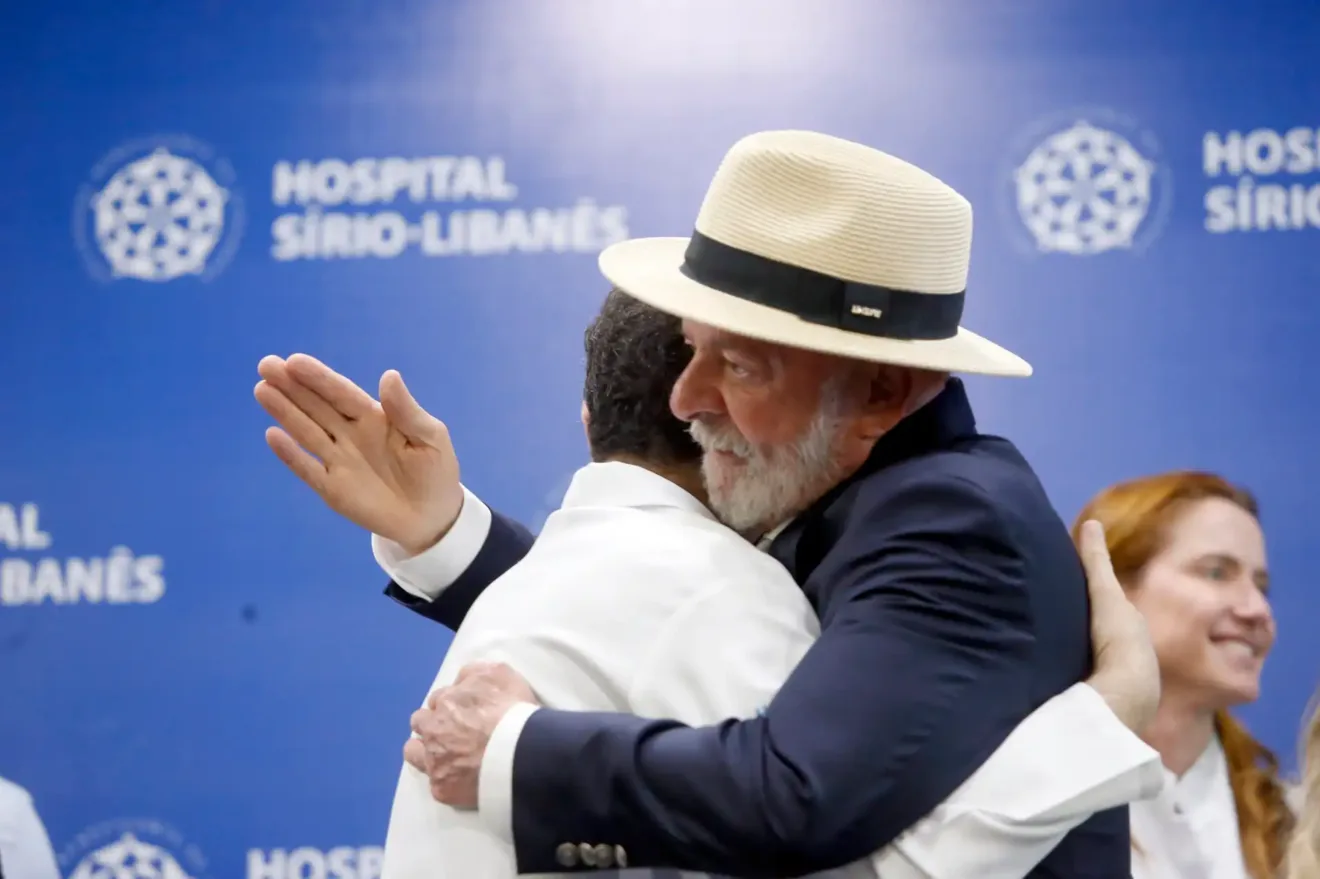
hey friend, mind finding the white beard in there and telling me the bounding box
[688,388,849,537]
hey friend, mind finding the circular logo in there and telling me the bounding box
[73,135,245,283]
[59,818,208,879]
[998,108,1172,257]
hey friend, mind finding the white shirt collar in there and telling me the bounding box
[563,463,791,555]
[755,519,793,551]
[1171,733,1227,801]
[560,461,714,520]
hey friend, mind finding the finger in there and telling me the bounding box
[263,359,352,445]
[426,688,449,711]
[255,381,336,460]
[264,426,328,490]
[1079,520,1124,607]
[257,354,288,381]
[380,370,446,446]
[403,737,427,771]
[410,708,430,735]
[287,353,378,421]
[454,661,500,684]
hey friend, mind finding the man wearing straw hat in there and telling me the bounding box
[260,131,1147,877]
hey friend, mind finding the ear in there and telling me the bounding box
[851,365,917,441]
[580,401,591,438]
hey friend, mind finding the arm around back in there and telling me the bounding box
[499,473,1050,876]
[379,487,535,629]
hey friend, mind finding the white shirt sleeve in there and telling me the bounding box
[0,780,61,879]
[880,682,1167,879]
[371,486,493,601]
[477,702,540,845]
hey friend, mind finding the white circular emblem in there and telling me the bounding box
[1014,121,1155,255]
[999,110,1170,258]
[60,819,208,879]
[73,135,244,283]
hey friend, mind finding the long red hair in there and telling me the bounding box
[1072,470,1292,879]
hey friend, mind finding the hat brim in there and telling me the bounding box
[598,237,1031,378]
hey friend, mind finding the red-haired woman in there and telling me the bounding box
[1073,471,1293,879]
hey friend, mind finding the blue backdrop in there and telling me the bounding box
[2,2,1317,876]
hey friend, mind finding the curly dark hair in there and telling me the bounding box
[582,289,700,466]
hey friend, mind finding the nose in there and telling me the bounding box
[1233,582,1274,630]
[670,358,725,423]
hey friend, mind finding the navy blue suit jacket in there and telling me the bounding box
[385,380,1130,877]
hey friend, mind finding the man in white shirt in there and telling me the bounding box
[0,776,61,879]
[258,292,1165,878]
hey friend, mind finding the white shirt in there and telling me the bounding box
[377,463,1165,879]
[1130,737,1249,879]
[0,777,61,879]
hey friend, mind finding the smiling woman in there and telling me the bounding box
[1072,471,1293,879]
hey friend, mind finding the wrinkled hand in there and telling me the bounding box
[253,353,464,554]
[404,662,539,808]
[1079,519,1161,734]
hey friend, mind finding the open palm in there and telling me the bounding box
[255,353,464,554]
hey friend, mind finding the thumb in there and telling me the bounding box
[380,370,443,444]
[1079,519,1123,608]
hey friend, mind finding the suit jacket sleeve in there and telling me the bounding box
[379,487,535,629]
[500,474,1062,877]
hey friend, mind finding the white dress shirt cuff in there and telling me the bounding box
[881,684,1166,879]
[971,682,1166,822]
[372,486,493,601]
[478,701,540,845]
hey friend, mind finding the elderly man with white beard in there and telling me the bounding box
[258,131,1151,878]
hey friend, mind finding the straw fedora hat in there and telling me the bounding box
[598,130,1031,377]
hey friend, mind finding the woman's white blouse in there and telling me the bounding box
[1130,736,1250,879]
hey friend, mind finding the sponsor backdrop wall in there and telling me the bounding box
[2,1,1317,876]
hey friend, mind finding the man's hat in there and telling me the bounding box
[598,130,1030,377]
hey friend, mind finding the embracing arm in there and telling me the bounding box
[877,681,1163,878]
[480,559,1163,879]
[484,475,1094,876]
[377,487,534,629]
